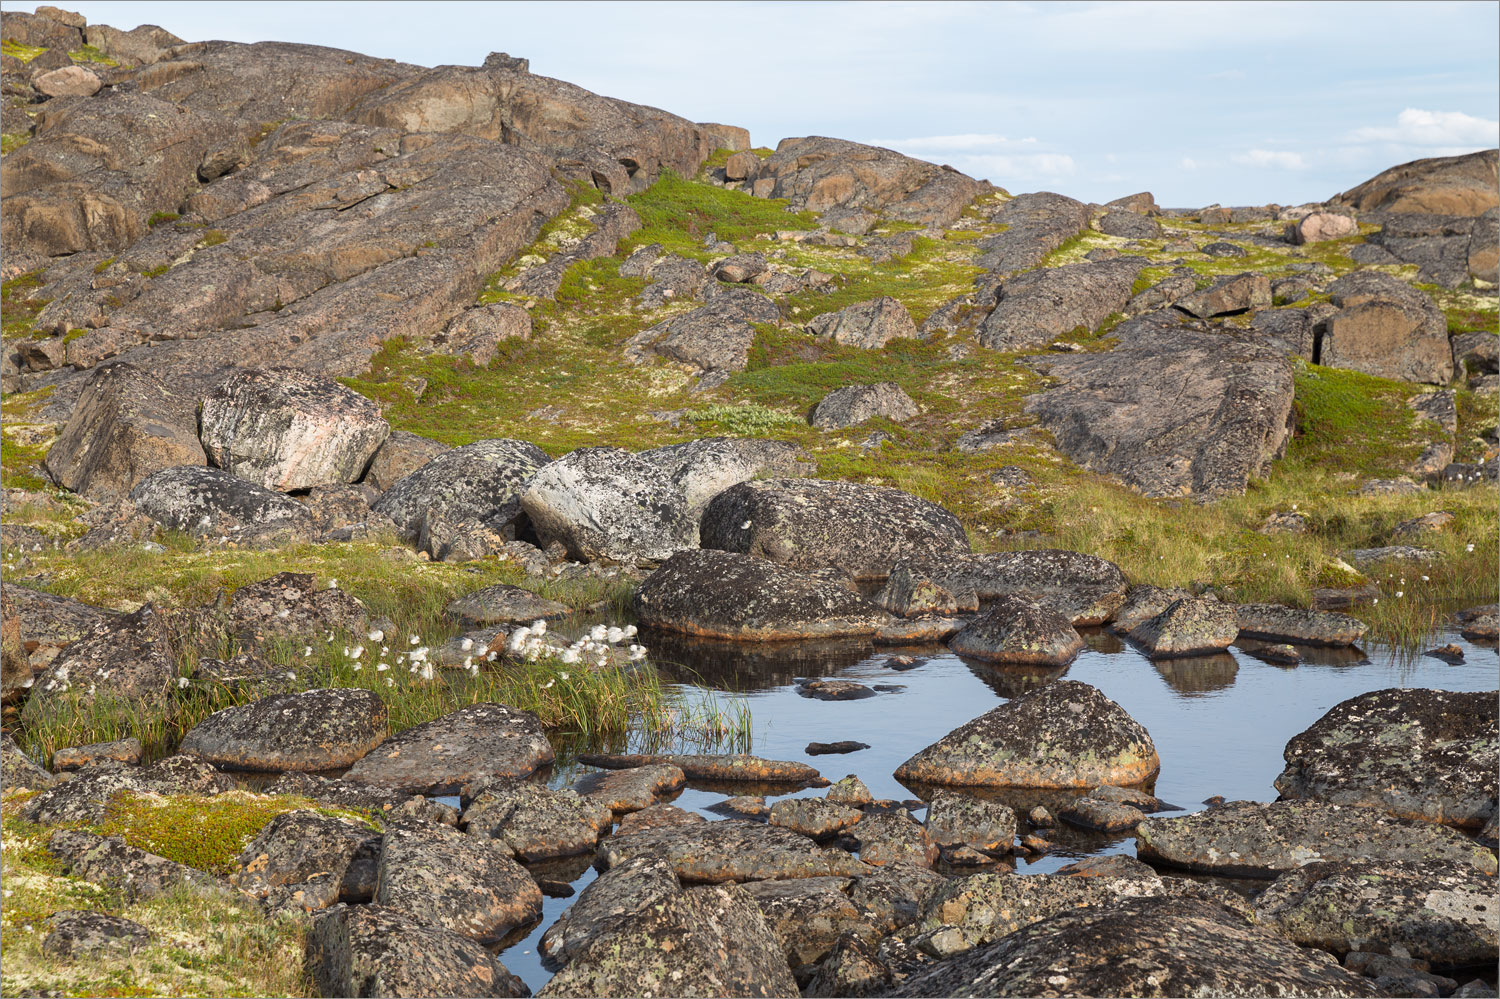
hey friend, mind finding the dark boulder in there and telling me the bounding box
[975,191,1090,275]
[768,797,863,839]
[572,763,685,814]
[1130,597,1239,658]
[810,382,917,429]
[372,439,550,544]
[700,477,969,582]
[1275,687,1497,829]
[178,688,388,772]
[42,910,151,959]
[924,791,1016,857]
[21,604,177,726]
[217,571,368,647]
[374,821,543,942]
[626,305,759,383]
[343,703,555,796]
[578,751,825,785]
[895,680,1159,789]
[890,549,1127,625]
[130,465,317,543]
[1173,273,1271,318]
[855,811,938,868]
[635,549,889,641]
[231,809,381,913]
[47,829,227,903]
[807,296,918,348]
[1097,210,1160,239]
[1,732,56,791]
[947,595,1084,666]
[597,818,872,883]
[1233,603,1367,646]
[740,876,875,974]
[1108,584,1197,635]
[978,259,1142,351]
[637,437,811,530]
[462,780,612,861]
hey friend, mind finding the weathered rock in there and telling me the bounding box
[895,680,1159,789]
[33,63,101,99]
[827,775,876,807]
[218,571,368,647]
[463,780,612,861]
[362,431,450,493]
[1098,210,1160,239]
[520,446,696,563]
[372,439,550,543]
[1256,860,1498,967]
[42,910,151,958]
[1347,544,1441,568]
[713,252,767,284]
[626,305,759,380]
[924,791,1016,856]
[892,895,1380,998]
[1130,597,1239,658]
[1322,271,1453,385]
[803,930,893,998]
[307,903,528,999]
[894,550,1126,626]
[1275,687,1497,829]
[1332,149,1499,217]
[637,437,810,531]
[1137,800,1498,878]
[231,809,380,910]
[1290,211,1360,244]
[1233,603,1368,646]
[976,191,1090,275]
[806,741,870,756]
[947,595,1083,666]
[1452,331,1499,376]
[22,755,234,825]
[47,828,227,901]
[1125,269,1198,315]
[723,150,761,181]
[768,797,864,839]
[573,763,685,814]
[538,857,799,998]
[1059,796,1146,832]
[578,752,825,785]
[438,302,531,365]
[807,297,918,348]
[198,368,389,491]
[375,821,542,941]
[598,819,871,883]
[872,565,965,617]
[265,772,457,824]
[43,363,206,504]
[755,136,984,226]
[1025,313,1295,497]
[178,688,388,772]
[129,465,318,543]
[1108,584,1198,635]
[344,703,555,795]
[633,549,890,640]
[610,803,702,837]
[856,811,938,868]
[810,382,917,429]
[700,478,968,582]
[1173,273,1272,318]
[979,259,1141,351]
[22,604,177,725]
[2,732,56,790]
[446,584,570,628]
[741,876,875,973]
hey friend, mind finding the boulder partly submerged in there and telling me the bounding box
[342,703,555,796]
[886,550,1128,625]
[1135,800,1498,878]
[895,680,1159,789]
[597,819,872,883]
[947,595,1084,666]
[1274,687,1497,829]
[633,549,890,641]
[1129,597,1239,658]
[1233,603,1367,646]
[577,752,826,786]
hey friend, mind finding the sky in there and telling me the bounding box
[33,0,1500,206]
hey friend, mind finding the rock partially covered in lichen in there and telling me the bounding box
[343,703,555,796]
[374,821,543,942]
[178,688,388,772]
[597,819,871,883]
[947,594,1084,666]
[462,780,612,861]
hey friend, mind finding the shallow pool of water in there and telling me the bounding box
[498,629,1498,992]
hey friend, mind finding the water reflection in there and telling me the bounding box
[961,660,1071,699]
[642,627,875,691]
[1150,653,1239,695]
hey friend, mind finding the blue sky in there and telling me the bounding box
[42,1,1500,206]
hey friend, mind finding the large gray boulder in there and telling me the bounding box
[231,809,381,913]
[810,382,917,429]
[374,822,542,942]
[807,297,917,348]
[1025,313,1296,497]
[626,304,760,382]
[895,680,1159,789]
[372,439,550,543]
[1173,273,1272,318]
[976,191,1090,275]
[1136,800,1498,878]
[634,549,890,641]
[1233,603,1368,646]
[597,818,872,883]
[700,478,969,582]
[519,447,696,563]
[978,259,1142,351]
[343,703,554,796]
[947,595,1084,666]
[362,430,450,493]
[887,550,1128,625]
[1321,271,1453,384]
[463,780,612,861]
[199,368,389,491]
[43,363,206,504]
[129,465,318,543]
[1097,210,1160,239]
[1130,597,1239,658]
[1275,687,1497,829]
[637,437,810,531]
[21,605,177,726]
[892,895,1380,998]
[178,689,388,772]
[754,136,984,226]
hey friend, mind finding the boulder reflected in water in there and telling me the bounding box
[960,660,1070,700]
[1151,652,1239,695]
[641,627,874,692]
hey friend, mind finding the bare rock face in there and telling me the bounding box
[130,465,318,544]
[33,65,102,99]
[520,446,696,564]
[807,297,918,348]
[1255,860,1499,968]
[1321,271,1453,385]
[754,136,984,226]
[1173,272,1272,318]
[1332,149,1500,217]
[634,549,890,641]
[307,904,529,999]
[343,703,555,796]
[1136,800,1499,878]
[947,595,1084,666]
[892,895,1381,998]
[1275,687,1497,829]
[700,477,969,582]
[537,856,800,998]
[199,368,389,491]
[372,439,550,543]
[895,680,1159,789]
[1025,313,1296,497]
[978,259,1142,351]
[810,382,917,429]
[178,688,389,772]
[43,363,206,504]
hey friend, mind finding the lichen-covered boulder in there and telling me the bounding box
[1274,687,1497,829]
[895,680,1159,789]
[374,821,543,942]
[807,296,918,348]
[307,904,528,999]
[740,876,875,973]
[520,446,696,563]
[1255,860,1498,967]
[1233,603,1367,646]
[445,583,570,628]
[47,829,227,902]
[231,810,381,913]
[1108,584,1197,634]
[923,791,1016,857]
[22,604,177,726]
[633,549,890,641]
[892,896,1380,998]
[810,382,918,429]
[768,798,864,839]
[218,571,368,647]
[979,259,1142,351]
[1130,597,1239,658]
[1135,800,1499,878]
[462,780,612,861]
[1,732,56,790]
[572,763,685,814]
[1173,272,1272,318]
[199,368,389,491]
[129,465,317,544]
[372,439,550,543]
[579,751,825,785]
[42,910,151,958]
[755,136,984,226]
[344,703,555,796]
[947,595,1084,666]
[855,811,938,868]
[362,430,450,492]
[637,437,811,529]
[22,755,234,825]
[700,478,969,582]
[597,819,872,883]
[890,550,1127,625]
[178,688,388,772]
[537,856,800,998]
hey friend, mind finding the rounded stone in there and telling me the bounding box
[178,688,388,772]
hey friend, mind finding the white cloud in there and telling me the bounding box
[956,153,1078,179]
[864,134,1075,183]
[1348,108,1499,147]
[867,133,1039,152]
[1233,149,1306,169]
[1181,157,1199,170]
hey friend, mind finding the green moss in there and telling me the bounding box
[0,131,29,155]
[1287,361,1446,477]
[623,170,817,259]
[68,44,118,66]
[146,212,179,228]
[683,403,802,436]
[93,256,116,273]
[2,271,50,340]
[1,39,47,61]
[197,231,226,248]
[141,264,170,279]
